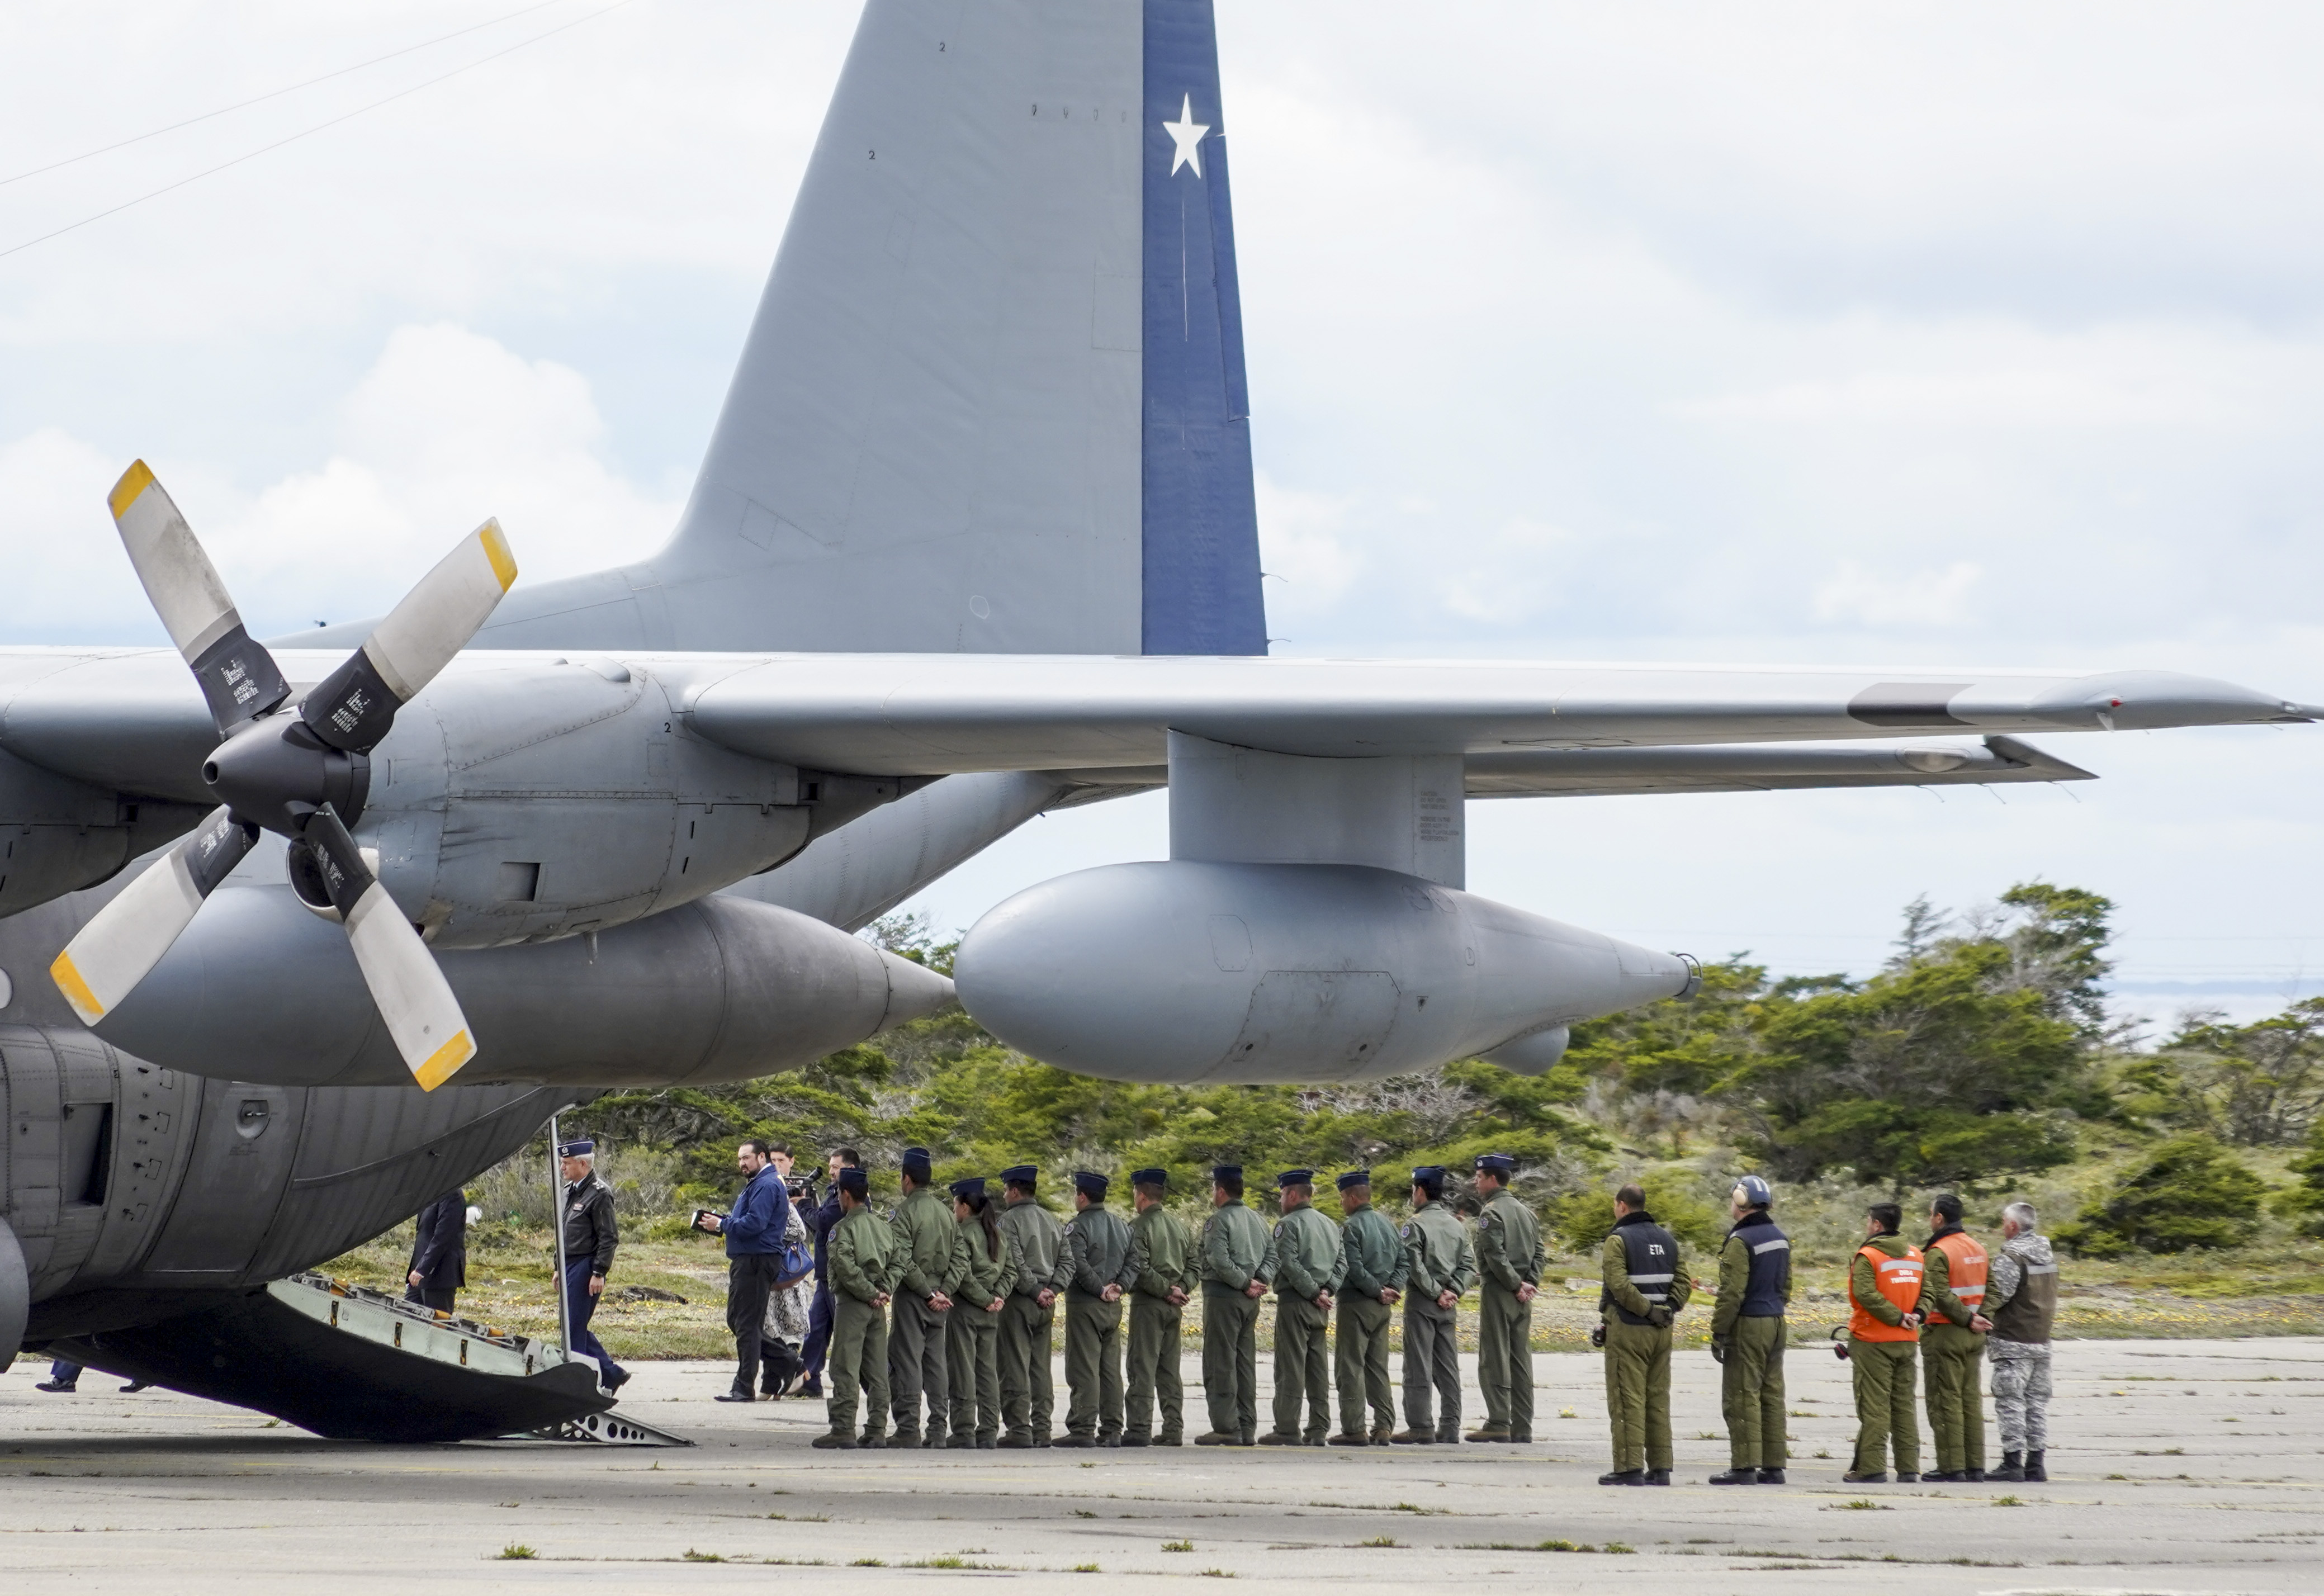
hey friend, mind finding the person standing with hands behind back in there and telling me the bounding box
[1596,1182,1691,1486]
[815,1166,896,1448]
[698,1139,792,1403]
[1468,1152,1545,1444]
[1844,1201,1929,1483]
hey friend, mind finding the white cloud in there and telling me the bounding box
[1813,560,1984,629]
[1253,470,1364,622]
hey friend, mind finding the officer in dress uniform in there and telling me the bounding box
[405,1186,468,1313]
[1125,1167,1198,1447]
[1195,1164,1271,1446]
[1331,1169,1408,1446]
[994,1164,1071,1447]
[1845,1201,1930,1483]
[946,1176,1016,1450]
[816,1165,897,1448]
[1708,1174,1791,1485]
[1469,1152,1544,1443]
[556,1139,628,1394]
[1597,1182,1692,1485]
[887,1145,971,1447]
[1393,1164,1476,1444]
[1920,1192,1992,1481]
[1059,1170,1139,1446]
[1261,1169,1343,1446]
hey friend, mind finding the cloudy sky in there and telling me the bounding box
[4,1,2320,1027]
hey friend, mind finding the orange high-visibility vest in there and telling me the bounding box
[1930,1231,1989,1318]
[1849,1242,1924,1343]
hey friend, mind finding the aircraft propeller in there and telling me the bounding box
[49,461,517,1091]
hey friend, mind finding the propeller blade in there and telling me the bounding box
[300,805,476,1091]
[49,807,258,1025]
[107,460,290,738]
[301,520,517,753]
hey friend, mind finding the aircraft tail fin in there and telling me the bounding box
[477,0,1266,657]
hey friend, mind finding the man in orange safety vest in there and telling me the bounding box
[1843,1201,1929,1484]
[1920,1193,1992,1481]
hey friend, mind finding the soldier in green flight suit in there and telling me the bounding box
[994,1163,1072,1447]
[1330,1169,1409,1446]
[1596,1182,1694,1485]
[1125,1167,1199,1447]
[1393,1164,1478,1444]
[945,1176,1016,1450]
[1261,1169,1345,1446]
[1469,1152,1546,1443]
[1194,1164,1271,1446]
[1707,1174,1792,1485]
[887,1145,972,1447]
[816,1166,898,1449]
[1058,1170,1140,1446]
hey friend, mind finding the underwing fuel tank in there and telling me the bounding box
[92,885,954,1088]
[954,861,1695,1085]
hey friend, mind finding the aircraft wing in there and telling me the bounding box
[675,655,2311,775]
[0,648,2309,796]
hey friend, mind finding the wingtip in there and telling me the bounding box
[49,949,105,1026]
[411,1029,476,1092]
[107,459,155,521]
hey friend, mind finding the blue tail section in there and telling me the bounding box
[1142,0,1268,656]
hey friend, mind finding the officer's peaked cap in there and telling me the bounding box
[556,1138,595,1157]
[1335,1169,1371,1192]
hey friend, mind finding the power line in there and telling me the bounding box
[0,0,573,191]
[0,0,641,263]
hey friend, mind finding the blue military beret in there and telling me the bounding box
[1210,1164,1242,1183]
[901,1145,933,1177]
[1073,1170,1110,1199]
[836,1167,869,1196]
[1474,1153,1516,1176]
[1276,1169,1315,1188]
[1336,1169,1371,1192]
[950,1176,987,1201]
[1412,1166,1447,1195]
[1132,1167,1168,1187]
[556,1138,594,1157]
[1000,1164,1039,1186]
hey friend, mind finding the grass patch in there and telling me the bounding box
[1832,1499,1889,1512]
[1992,1495,2023,1507]
[1162,1540,1195,1552]
[1071,1509,1097,1519]
[681,1550,725,1562]
[765,1513,827,1522]
[496,1545,537,1561]
[1071,1565,1100,1574]
[850,1558,885,1567]
[1199,1570,1236,1579]
[1359,1536,1399,1548]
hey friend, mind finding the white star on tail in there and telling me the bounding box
[1163,93,1208,178]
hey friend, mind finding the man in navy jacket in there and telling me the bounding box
[702,1139,793,1401]
[797,1147,860,1398]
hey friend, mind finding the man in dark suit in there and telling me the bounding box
[405,1187,468,1313]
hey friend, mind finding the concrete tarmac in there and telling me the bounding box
[6,1337,2322,1593]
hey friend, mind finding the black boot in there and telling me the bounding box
[1707,1469,1757,1485]
[1965,1467,1986,1482]
[1597,1469,1645,1486]
[2024,1450,2047,1482]
[1643,1468,1671,1486]
[1991,1451,2025,1482]
[1755,1467,1786,1485]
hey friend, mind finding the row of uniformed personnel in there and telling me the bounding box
[809,1151,1546,1450]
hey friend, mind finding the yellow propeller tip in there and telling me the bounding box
[49,950,105,1025]
[477,519,517,593]
[413,1030,476,1092]
[107,460,155,520]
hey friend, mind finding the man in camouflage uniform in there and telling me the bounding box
[816,1166,897,1448]
[1468,1152,1545,1443]
[945,1176,1016,1450]
[995,1163,1072,1447]
[1261,1169,1345,1446]
[1195,1164,1271,1446]
[1125,1167,1199,1447]
[1597,1181,1692,1485]
[887,1145,971,1446]
[1984,1200,2058,1484]
[1394,1164,1476,1444]
[1059,1170,1139,1446]
[1331,1169,1408,1446]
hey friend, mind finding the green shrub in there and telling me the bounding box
[2058,1134,2266,1257]
[1545,1172,1724,1256]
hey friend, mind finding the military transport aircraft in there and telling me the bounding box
[0,0,2312,1412]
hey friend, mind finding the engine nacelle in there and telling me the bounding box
[357,657,851,949]
[954,861,1693,1084]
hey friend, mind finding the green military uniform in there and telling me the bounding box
[1473,1181,1546,1441]
[1334,1187,1409,1442]
[995,1183,1071,1446]
[1599,1209,1693,1475]
[1127,1196,1200,1445]
[1197,1190,1272,1443]
[1710,1209,1792,1476]
[825,1199,899,1444]
[1399,1192,1477,1442]
[1921,1225,1989,1477]
[946,1206,1017,1448]
[1265,1190,1345,1444]
[887,1179,972,1444]
[1848,1235,1928,1477]
[1062,1187,1139,1443]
